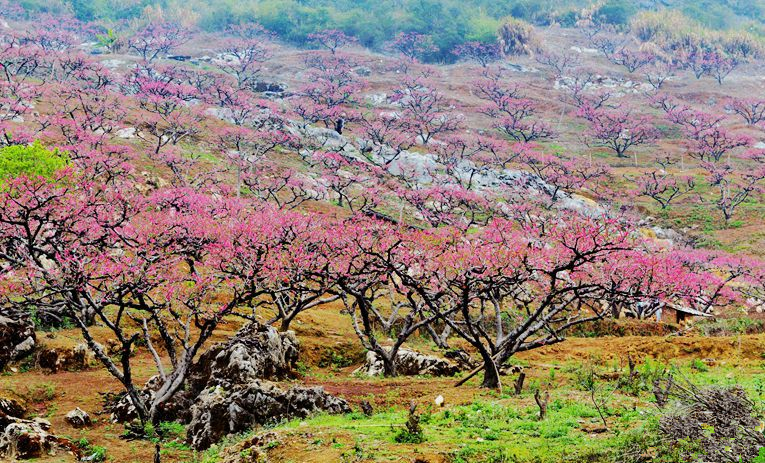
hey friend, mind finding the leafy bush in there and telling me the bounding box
[76,438,107,462]
[497,18,537,56]
[393,403,424,444]
[157,421,186,440]
[630,9,764,59]
[0,142,68,181]
[594,0,637,26]
[630,10,693,42]
[689,358,708,372]
[694,317,765,336]
[318,349,355,369]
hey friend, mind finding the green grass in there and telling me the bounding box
[196,358,765,463]
[267,398,651,462]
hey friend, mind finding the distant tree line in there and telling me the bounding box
[10,0,765,63]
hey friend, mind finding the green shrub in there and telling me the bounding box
[0,141,68,181]
[689,358,709,372]
[695,317,764,336]
[26,382,57,403]
[594,0,637,26]
[157,421,186,440]
[497,17,537,56]
[318,349,354,369]
[75,437,107,462]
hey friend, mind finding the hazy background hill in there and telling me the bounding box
[14,0,765,62]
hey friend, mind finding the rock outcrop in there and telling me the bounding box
[354,349,460,377]
[110,323,349,450]
[64,408,92,428]
[0,312,36,370]
[185,323,348,450]
[0,387,76,459]
[252,81,286,94]
[36,343,91,373]
[0,392,26,419]
[188,322,299,392]
[0,413,78,460]
[187,381,350,450]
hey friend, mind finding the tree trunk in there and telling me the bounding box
[513,371,526,395]
[126,384,150,425]
[279,313,295,332]
[425,323,450,349]
[380,350,398,377]
[534,389,549,420]
[479,350,501,390]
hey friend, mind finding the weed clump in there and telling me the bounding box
[394,402,424,444]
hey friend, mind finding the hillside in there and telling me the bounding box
[0,3,764,463]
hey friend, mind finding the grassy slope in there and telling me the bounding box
[5,21,765,463]
[3,304,765,462]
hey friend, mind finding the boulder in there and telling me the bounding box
[36,343,91,373]
[189,323,299,393]
[110,391,149,424]
[187,381,350,450]
[115,127,137,139]
[354,349,460,377]
[365,92,388,106]
[0,412,77,460]
[292,124,361,158]
[112,323,349,449]
[354,66,372,76]
[503,63,539,73]
[0,312,36,370]
[0,391,26,418]
[101,59,127,69]
[64,408,92,428]
[252,81,286,93]
[110,376,173,423]
[443,349,477,371]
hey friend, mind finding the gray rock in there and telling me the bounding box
[182,323,349,449]
[651,226,683,244]
[115,127,137,139]
[294,124,361,158]
[0,312,35,371]
[0,392,26,418]
[187,381,350,450]
[113,323,308,426]
[252,81,286,93]
[503,63,539,73]
[0,412,74,460]
[189,323,299,391]
[354,66,372,76]
[204,107,236,123]
[354,348,460,377]
[64,408,91,428]
[110,390,151,424]
[101,59,127,69]
[365,92,388,106]
[35,343,90,373]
